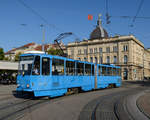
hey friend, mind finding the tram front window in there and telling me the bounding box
[18,56,34,75]
[32,56,40,75]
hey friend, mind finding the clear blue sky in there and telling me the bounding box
[0,0,150,52]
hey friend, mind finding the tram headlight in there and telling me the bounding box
[27,84,30,88]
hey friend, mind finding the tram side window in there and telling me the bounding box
[107,67,112,76]
[112,68,116,76]
[117,68,121,76]
[52,58,64,75]
[92,65,94,76]
[85,64,91,76]
[66,61,75,75]
[32,56,40,75]
[102,66,106,76]
[119,69,121,76]
[42,57,50,75]
[77,62,84,76]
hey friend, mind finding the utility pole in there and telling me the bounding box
[40,24,45,52]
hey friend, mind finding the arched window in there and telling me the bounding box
[123,68,128,80]
[114,56,117,63]
[106,56,110,64]
[124,55,128,64]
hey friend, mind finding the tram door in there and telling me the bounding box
[41,57,50,87]
[94,65,97,89]
[52,58,64,87]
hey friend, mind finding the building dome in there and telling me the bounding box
[90,14,109,40]
[90,27,109,39]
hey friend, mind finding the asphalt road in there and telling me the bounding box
[0,81,150,120]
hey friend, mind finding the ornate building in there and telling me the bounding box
[67,15,150,80]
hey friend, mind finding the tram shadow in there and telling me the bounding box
[11,90,58,100]
[12,90,38,100]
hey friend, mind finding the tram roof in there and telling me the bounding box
[20,53,120,68]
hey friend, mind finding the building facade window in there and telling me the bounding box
[123,68,128,80]
[90,57,93,63]
[124,55,128,64]
[113,46,118,52]
[99,56,103,64]
[78,49,81,54]
[94,48,97,53]
[106,47,110,53]
[84,49,87,55]
[123,45,128,51]
[114,56,117,63]
[95,57,97,63]
[89,48,93,54]
[71,50,74,55]
[84,57,87,61]
[106,56,110,64]
[99,48,103,53]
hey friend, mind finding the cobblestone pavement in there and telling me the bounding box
[137,90,150,119]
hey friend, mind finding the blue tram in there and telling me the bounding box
[16,52,121,97]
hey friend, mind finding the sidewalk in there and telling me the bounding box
[137,91,150,119]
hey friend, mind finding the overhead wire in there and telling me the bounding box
[105,0,117,36]
[111,16,150,19]
[17,0,81,45]
[106,0,108,14]
[130,0,145,26]
[17,0,63,32]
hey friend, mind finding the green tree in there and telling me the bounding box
[4,57,9,61]
[15,52,22,61]
[47,48,63,55]
[0,48,4,60]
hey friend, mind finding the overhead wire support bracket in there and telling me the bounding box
[54,32,73,57]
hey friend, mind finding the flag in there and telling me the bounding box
[88,14,93,20]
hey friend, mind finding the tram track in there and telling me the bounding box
[0,91,49,120]
[79,87,146,120]
[0,91,80,120]
[0,99,47,120]
[0,96,49,120]
[0,93,30,108]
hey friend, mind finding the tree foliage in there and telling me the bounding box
[47,48,63,56]
[15,52,22,61]
[4,57,9,61]
[0,48,4,60]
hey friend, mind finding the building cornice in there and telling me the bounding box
[67,35,144,48]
